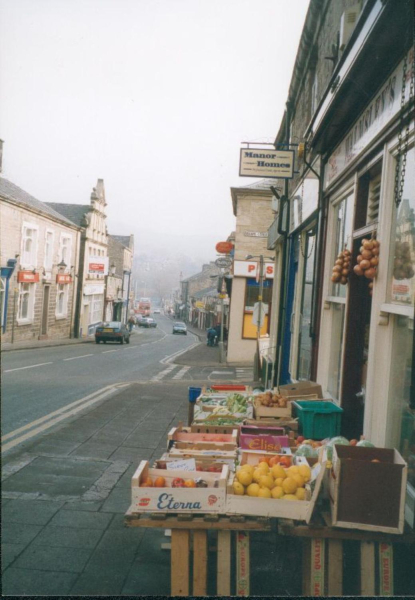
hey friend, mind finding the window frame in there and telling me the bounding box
[17,281,35,323]
[55,283,69,318]
[59,233,72,267]
[44,229,54,272]
[21,222,39,269]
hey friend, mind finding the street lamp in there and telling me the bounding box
[246,254,274,381]
[57,260,67,272]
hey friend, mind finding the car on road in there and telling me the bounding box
[172,322,187,335]
[95,321,130,344]
[153,308,161,314]
[136,314,147,325]
[142,317,157,328]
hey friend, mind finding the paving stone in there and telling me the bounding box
[134,529,171,566]
[1,543,27,571]
[2,499,63,525]
[122,561,170,596]
[62,500,103,511]
[2,522,42,545]
[70,443,119,459]
[31,525,104,549]
[2,567,78,595]
[100,486,131,513]
[95,527,143,549]
[108,446,154,461]
[70,570,126,595]
[85,545,137,575]
[14,544,93,572]
[31,440,82,455]
[49,509,113,529]
[121,432,160,449]
[114,464,138,488]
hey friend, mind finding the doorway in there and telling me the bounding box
[41,286,50,336]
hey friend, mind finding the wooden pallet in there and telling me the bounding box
[125,506,271,596]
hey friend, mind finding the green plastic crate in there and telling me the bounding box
[292,400,343,440]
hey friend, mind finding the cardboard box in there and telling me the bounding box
[279,380,323,399]
[131,460,229,513]
[239,425,288,452]
[329,445,407,534]
[226,461,326,520]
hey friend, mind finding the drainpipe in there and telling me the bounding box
[74,231,86,338]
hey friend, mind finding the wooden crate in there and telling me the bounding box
[167,446,238,463]
[190,423,242,437]
[238,449,293,469]
[253,397,292,419]
[245,417,299,432]
[329,445,407,534]
[154,456,233,473]
[168,425,238,449]
[131,460,229,513]
[226,461,326,521]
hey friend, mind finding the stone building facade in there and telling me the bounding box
[0,177,81,342]
[107,235,134,322]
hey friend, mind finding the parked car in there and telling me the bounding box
[95,321,130,344]
[136,314,146,325]
[172,322,187,335]
[143,317,157,328]
[153,308,161,314]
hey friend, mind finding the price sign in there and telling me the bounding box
[165,459,196,471]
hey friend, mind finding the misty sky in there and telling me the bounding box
[0,0,309,256]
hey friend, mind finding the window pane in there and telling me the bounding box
[390,147,415,306]
[327,303,345,400]
[385,315,414,489]
[331,195,354,298]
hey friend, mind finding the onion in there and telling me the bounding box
[353,264,363,276]
[331,273,340,282]
[333,265,342,273]
[335,259,343,266]
[359,259,371,270]
[357,255,363,263]
[372,247,379,256]
[340,276,348,285]
[363,240,374,250]
[359,246,364,253]
[364,267,376,279]
[361,249,373,260]
[368,282,373,289]
[342,268,349,276]
[370,256,379,266]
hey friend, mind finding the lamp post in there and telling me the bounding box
[246,254,274,382]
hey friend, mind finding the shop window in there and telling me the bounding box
[331,193,354,298]
[297,229,316,380]
[354,161,382,230]
[90,294,103,324]
[242,278,272,339]
[327,303,346,400]
[389,147,415,306]
[44,230,54,271]
[17,282,35,321]
[385,315,414,490]
[56,284,68,317]
[0,277,6,328]
[21,224,38,267]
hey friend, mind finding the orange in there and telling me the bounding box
[154,476,166,488]
[246,483,260,497]
[258,461,270,473]
[273,477,285,488]
[141,477,153,487]
[184,479,196,488]
[237,469,253,486]
[292,474,305,488]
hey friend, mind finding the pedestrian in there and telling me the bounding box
[207,327,216,347]
[128,315,135,332]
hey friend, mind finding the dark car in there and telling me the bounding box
[143,317,157,328]
[172,322,187,335]
[95,321,130,344]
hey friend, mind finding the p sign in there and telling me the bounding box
[233,260,274,279]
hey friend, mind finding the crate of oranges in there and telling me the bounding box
[226,454,326,521]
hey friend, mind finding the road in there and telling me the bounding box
[1,314,200,436]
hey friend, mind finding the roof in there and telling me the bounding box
[111,235,132,249]
[0,177,78,227]
[192,286,217,299]
[45,203,92,227]
[230,178,279,216]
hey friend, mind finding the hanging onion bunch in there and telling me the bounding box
[393,241,414,280]
[353,238,380,288]
[331,248,352,285]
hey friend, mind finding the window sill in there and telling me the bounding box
[380,303,414,318]
[325,296,347,304]
[17,318,33,326]
[55,314,68,320]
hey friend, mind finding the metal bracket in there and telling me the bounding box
[378,312,390,326]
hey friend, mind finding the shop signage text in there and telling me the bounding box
[17,271,39,283]
[243,230,268,238]
[56,274,72,284]
[233,260,274,279]
[215,256,233,268]
[88,256,109,275]
[239,148,294,179]
[326,47,414,187]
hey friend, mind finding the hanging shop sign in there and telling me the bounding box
[325,47,414,188]
[17,271,39,283]
[88,256,109,275]
[243,230,268,238]
[215,256,233,268]
[239,148,294,179]
[215,241,234,254]
[233,260,274,279]
[195,301,205,309]
[56,274,72,284]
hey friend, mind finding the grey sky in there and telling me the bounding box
[0,0,309,252]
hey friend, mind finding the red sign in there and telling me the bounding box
[89,262,105,272]
[215,241,234,254]
[17,271,39,283]
[56,274,72,284]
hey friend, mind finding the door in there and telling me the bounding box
[41,286,50,336]
[297,228,317,380]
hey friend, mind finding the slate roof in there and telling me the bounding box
[111,235,131,248]
[45,203,92,227]
[192,286,218,299]
[0,177,78,227]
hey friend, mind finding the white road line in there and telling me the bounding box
[4,362,54,373]
[102,349,119,353]
[151,364,179,381]
[1,383,120,443]
[63,354,93,361]
[211,371,234,375]
[172,366,191,380]
[160,340,200,364]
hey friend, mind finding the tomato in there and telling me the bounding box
[172,478,185,488]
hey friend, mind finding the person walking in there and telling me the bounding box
[128,314,135,332]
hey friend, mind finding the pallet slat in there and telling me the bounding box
[171,529,190,596]
[217,530,231,596]
[360,541,375,596]
[327,539,343,596]
[236,531,250,596]
[193,530,208,596]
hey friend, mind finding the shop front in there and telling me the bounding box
[81,283,105,337]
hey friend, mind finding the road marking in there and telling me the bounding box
[172,366,191,380]
[160,340,200,364]
[2,385,121,452]
[151,364,179,381]
[4,362,53,373]
[102,349,119,353]
[63,354,93,361]
[211,371,234,375]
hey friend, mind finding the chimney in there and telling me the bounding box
[0,139,3,174]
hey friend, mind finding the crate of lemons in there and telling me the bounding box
[233,460,311,501]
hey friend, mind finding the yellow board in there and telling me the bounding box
[243,313,268,339]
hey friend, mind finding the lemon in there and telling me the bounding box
[295,487,306,500]
[246,483,260,497]
[287,466,300,476]
[270,465,287,480]
[236,470,253,486]
[282,477,298,495]
[258,487,272,499]
[273,477,285,488]
[258,461,270,473]
[271,486,284,499]
[253,468,265,483]
[283,494,299,501]
[298,465,311,482]
[292,474,305,488]
[258,474,274,490]
[241,464,254,474]
[232,481,245,495]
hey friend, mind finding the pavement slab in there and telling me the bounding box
[2,499,63,525]
[70,570,127,596]
[100,486,132,513]
[122,561,171,596]
[13,544,93,572]
[31,525,104,549]
[2,567,79,595]
[62,500,103,511]
[2,522,42,546]
[108,446,154,461]
[69,441,119,459]
[48,509,113,529]
[1,543,27,571]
